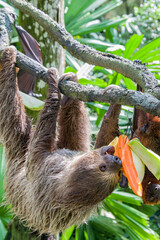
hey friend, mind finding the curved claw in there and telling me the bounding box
[59,72,78,83]
[47,68,59,86]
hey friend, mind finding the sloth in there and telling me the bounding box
[0,47,122,235]
[134,109,160,204]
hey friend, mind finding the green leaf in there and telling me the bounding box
[75,228,79,240]
[149,68,160,72]
[65,0,96,25]
[146,64,160,74]
[155,74,160,80]
[61,225,75,240]
[131,37,160,60]
[71,17,127,36]
[129,139,160,179]
[11,36,19,44]
[87,102,109,111]
[96,109,105,127]
[125,215,159,240]
[123,34,143,59]
[66,0,123,31]
[94,66,112,75]
[139,49,160,62]
[77,38,124,52]
[65,66,77,74]
[78,224,86,240]
[86,221,96,240]
[125,226,142,240]
[104,199,148,226]
[90,215,124,235]
[79,78,107,88]
[104,198,159,239]
[108,73,121,85]
[77,63,94,79]
[82,0,108,14]
[84,0,123,21]
[84,230,89,240]
[20,92,44,111]
[110,191,142,205]
[0,220,7,240]
[123,77,136,90]
[69,0,123,31]
[135,204,159,217]
[66,52,80,70]
[0,205,12,227]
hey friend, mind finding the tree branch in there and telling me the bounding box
[59,81,160,116]
[0,10,13,52]
[3,48,160,116]
[16,51,48,80]
[1,4,160,116]
[14,51,160,116]
[9,0,160,98]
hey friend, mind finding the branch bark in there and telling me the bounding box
[6,50,160,116]
[59,81,160,116]
[1,2,160,116]
[0,10,13,52]
[16,51,48,80]
[9,0,160,96]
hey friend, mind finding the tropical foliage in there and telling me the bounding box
[0,0,160,239]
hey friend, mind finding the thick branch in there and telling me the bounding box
[15,52,160,116]
[9,0,160,98]
[0,10,13,52]
[1,6,160,116]
[16,51,48,80]
[1,47,159,116]
[59,81,160,116]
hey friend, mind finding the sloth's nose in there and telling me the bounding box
[103,153,122,171]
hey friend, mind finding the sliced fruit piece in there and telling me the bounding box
[114,135,126,160]
[131,149,145,182]
[108,137,119,148]
[128,138,160,180]
[115,135,142,197]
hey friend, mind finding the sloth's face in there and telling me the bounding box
[98,146,122,174]
[63,146,122,206]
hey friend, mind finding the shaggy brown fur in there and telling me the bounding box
[135,110,160,155]
[57,74,90,151]
[95,104,121,148]
[1,47,122,235]
[134,109,160,204]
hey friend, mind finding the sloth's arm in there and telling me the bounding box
[26,68,60,178]
[57,73,90,152]
[0,47,31,162]
[95,104,121,149]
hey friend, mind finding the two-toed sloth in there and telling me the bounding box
[0,47,122,235]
